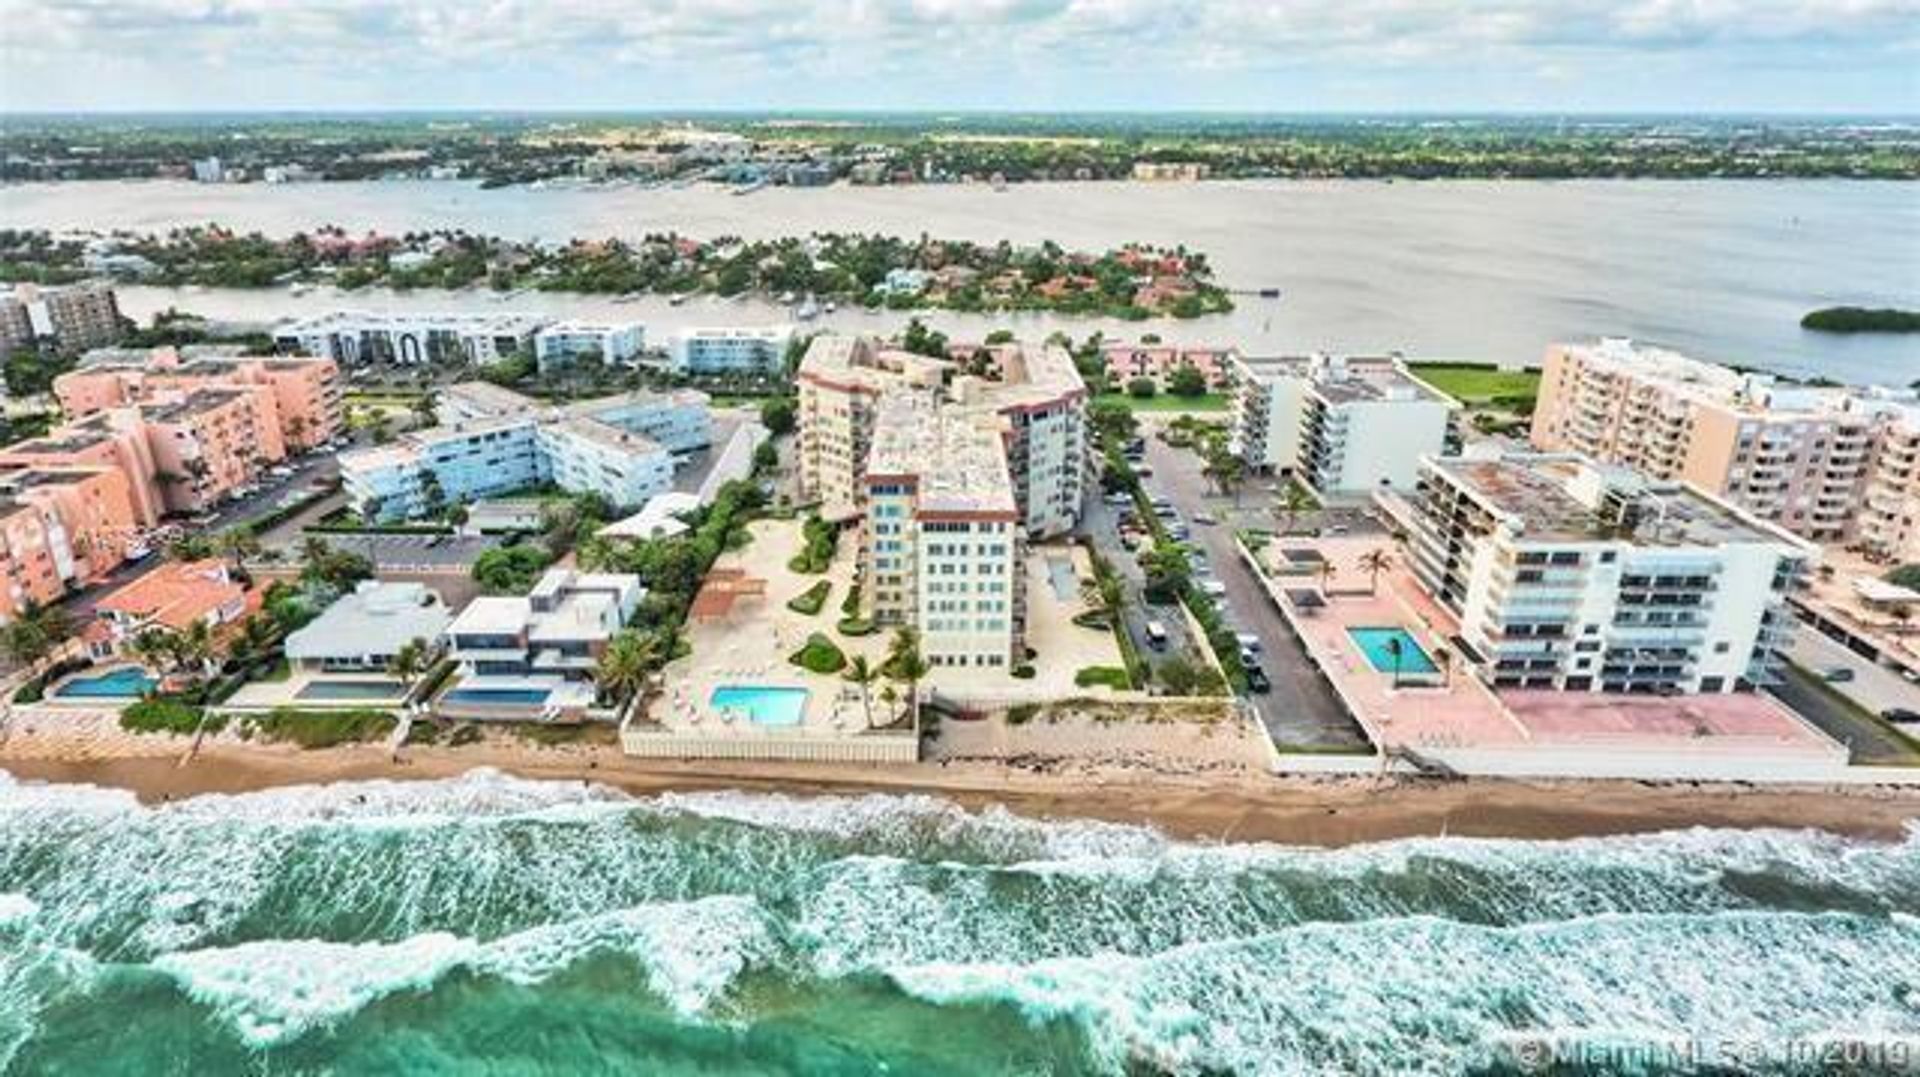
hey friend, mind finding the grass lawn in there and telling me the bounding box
[1095,392,1229,413]
[1406,363,1541,405]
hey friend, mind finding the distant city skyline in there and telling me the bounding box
[1,0,1916,115]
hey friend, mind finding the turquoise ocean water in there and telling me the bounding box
[1,768,1916,1074]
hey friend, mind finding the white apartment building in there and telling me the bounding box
[862,393,1022,668]
[669,326,795,376]
[535,320,646,373]
[1231,353,1458,496]
[1530,338,1917,543]
[340,382,711,520]
[1407,451,1815,695]
[274,311,548,366]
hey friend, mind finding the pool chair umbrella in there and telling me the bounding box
[1385,635,1404,690]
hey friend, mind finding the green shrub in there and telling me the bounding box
[840,583,862,616]
[786,579,832,616]
[1007,703,1041,725]
[1074,666,1133,690]
[449,723,484,747]
[788,632,848,675]
[1012,664,1037,680]
[244,708,396,749]
[788,514,838,574]
[120,698,221,736]
[836,617,877,636]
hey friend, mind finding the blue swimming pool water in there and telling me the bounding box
[1346,627,1440,675]
[443,687,554,706]
[297,680,407,701]
[53,667,157,698]
[710,686,809,726]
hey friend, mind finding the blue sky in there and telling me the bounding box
[1,0,1916,114]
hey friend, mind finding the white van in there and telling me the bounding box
[1145,621,1169,649]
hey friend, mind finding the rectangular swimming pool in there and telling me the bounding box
[443,687,554,706]
[710,686,809,726]
[53,667,156,698]
[296,680,407,701]
[1346,627,1439,675]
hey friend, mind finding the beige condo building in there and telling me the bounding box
[1532,339,1911,545]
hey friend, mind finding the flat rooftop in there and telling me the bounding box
[441,381,539,418]
[277,310,549,334]
[868,393,1016,517]
[1430,454,1801,549]
[1237,353,1451,405]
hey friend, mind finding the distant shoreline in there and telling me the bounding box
[5,745,1916,847]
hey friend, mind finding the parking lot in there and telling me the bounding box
[1136,434,1369,748]
[304,532,501,571]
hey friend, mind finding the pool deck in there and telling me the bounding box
[1251,535,1847,777]
[225,670,411,711]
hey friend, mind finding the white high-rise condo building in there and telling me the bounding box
[1230,353,1458,496]
[862,393,1023,668]
[1407,451,1815,695]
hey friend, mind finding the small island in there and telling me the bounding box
[1800,307,1920,334]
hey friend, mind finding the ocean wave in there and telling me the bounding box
[885,909,1920,1076]
[0,893,38,932]
[150,894,776,1048]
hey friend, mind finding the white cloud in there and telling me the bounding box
[0,0,1913,110]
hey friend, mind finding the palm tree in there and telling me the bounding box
[215,526,262,575]
[1203,448,1245,504]
[174,620,216,685]
[169,533,215,563]
[388,637,429,687]
[879,684,900,725]
[3,602,73,673]
[886,627,930,729]
[127,628,176,679]
[594,630,651,707]
[1433,646,1453,688]
[843,654,876,729]
[1275,482,1316,535]
[1318,560,1339,595]
[1359,548,1392,595]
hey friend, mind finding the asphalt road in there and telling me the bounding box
[1789,629,1920,715]
[1768,664,1919,765]
[1141,436,1367,748]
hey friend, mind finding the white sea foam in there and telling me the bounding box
[0,894,38,931]
[149,895,777,1047]
[887,910,1920,1075]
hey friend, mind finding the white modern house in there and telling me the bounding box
[535,320,647,373]
[284,581,454,672]
[441,569,644,717]
[1231,353,1458,497]
[669,326,795,376]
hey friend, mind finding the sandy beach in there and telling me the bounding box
[5,737,1918,847]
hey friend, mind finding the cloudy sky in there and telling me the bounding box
[1,0,1916,114]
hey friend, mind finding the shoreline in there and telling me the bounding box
[5,744,1918,847]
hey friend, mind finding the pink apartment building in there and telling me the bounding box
[0,465,143,622]
[55,348,343,451]
[1101,344,1235,390]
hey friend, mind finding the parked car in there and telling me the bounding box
[1236,633,1261,653]
[1820,666,1856,683]
[1885,708,1920,724]
[1200,580,1228,598]
[1194,513,1218,526]
[1245,665,1272,694]
[1145,621,1169,650]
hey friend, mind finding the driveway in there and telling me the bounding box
[1141,436,1367,748]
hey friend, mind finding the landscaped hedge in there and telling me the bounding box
[787,514,838,574]
[13,656,93,704]
[787,580,832,616]
[1074,666,1132,690]
[836,617,876,636]
[788,633,848,675]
